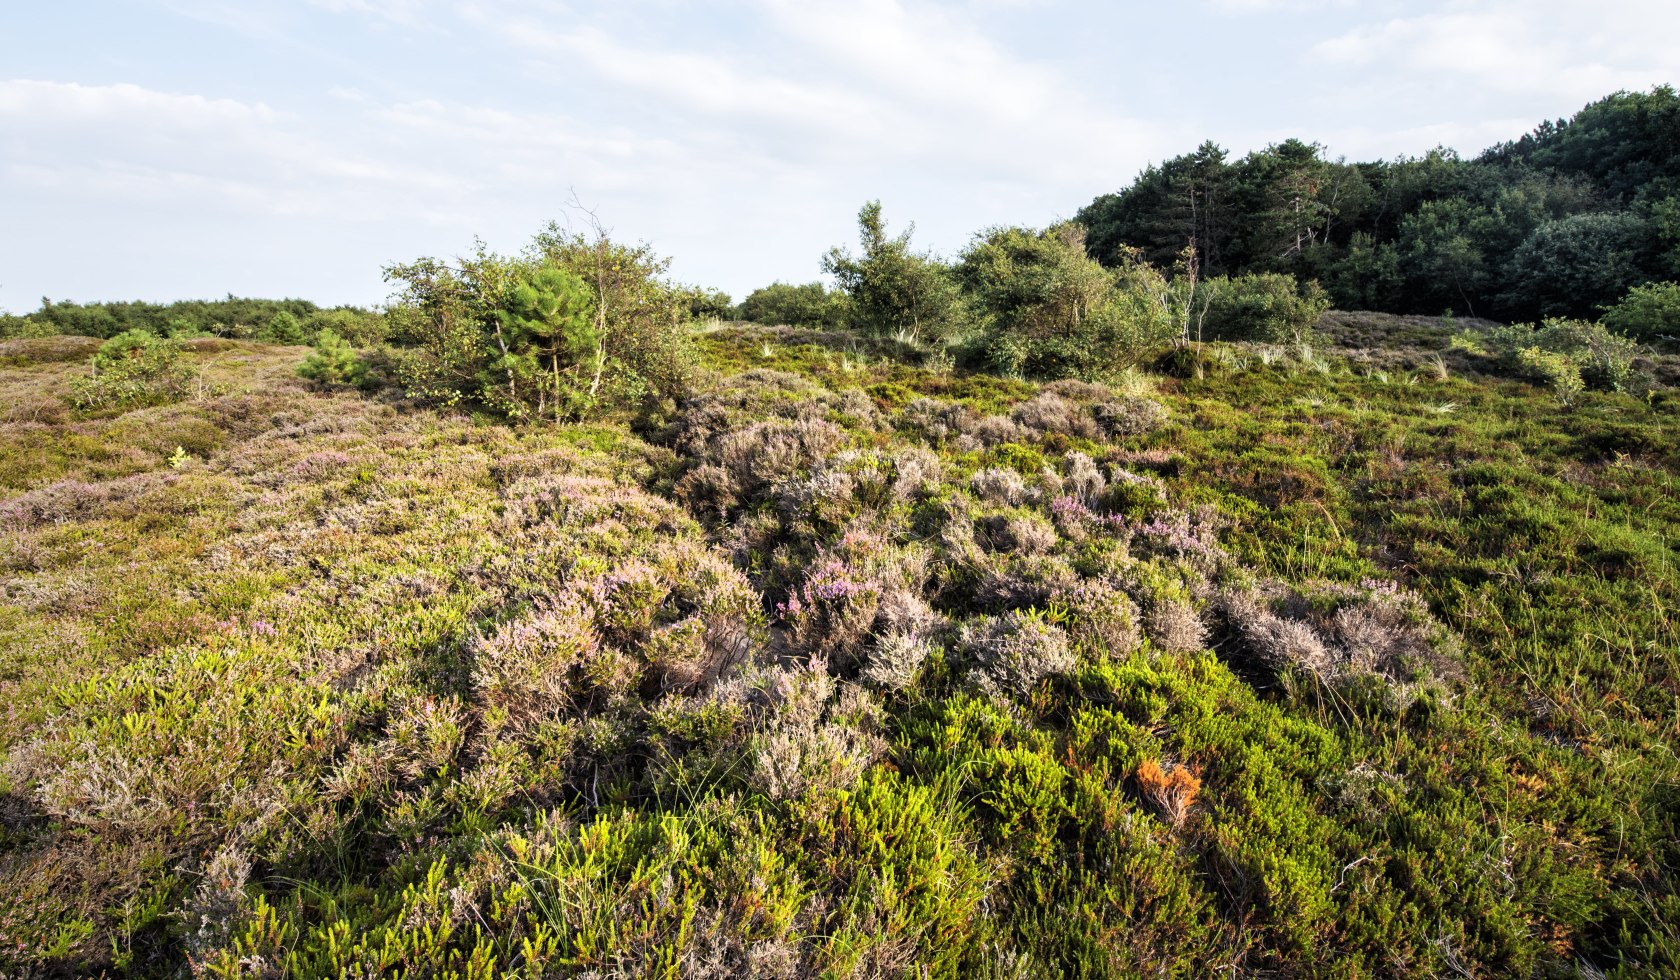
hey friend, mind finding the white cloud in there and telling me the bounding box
[1313,1,1680,105]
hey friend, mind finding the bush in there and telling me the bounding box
[304,307,388,346]
[385,224,694,420]
[974,249,1182,380]
[737,282,848,328]
[296,329,367,387]
[1486,317,1643,396]
[959,609,1075,696]
[823,201,967,346]
[68,329,192,410]
[1603,281,1680,341]
[260,311,306,344]
[1194,273,1329,345]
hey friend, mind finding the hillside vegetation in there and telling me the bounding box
[2,301,1677,977]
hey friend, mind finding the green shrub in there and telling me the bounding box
[296,328,367,387]
[974,246,1181,380]
[737,281,848,328]
[684,286,734,321]
[1194,273,1329,345]
[386,225,693,420]
[1487,317,1643,396]
[304,307,388,346]
[68,329,192,410]
[259,311,306,344]
[823,201,968,346]
[1603,280,1680,340]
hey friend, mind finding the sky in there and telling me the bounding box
[3,1,1678,311]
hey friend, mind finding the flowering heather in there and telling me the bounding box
[1,310,1675,978]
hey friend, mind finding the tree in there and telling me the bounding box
[1397,198,1497,316]
[1602,280,1680,340]
[1501,212,1654,319]
[495,265,598,421]
[958,223,1113,342]
[823,201,966,346]
[262,311,306,344]
[70,329,192,410]
[386,223,694,420]
[297,328,368,387]
[529,219,693,410]
[1077,142,1237,273]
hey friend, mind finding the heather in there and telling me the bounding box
[1,281,1676,977]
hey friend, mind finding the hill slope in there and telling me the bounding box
[1,320,1677,977]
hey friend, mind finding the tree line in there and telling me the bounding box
[1074,86,1680,324]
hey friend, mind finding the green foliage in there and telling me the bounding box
[1603,280,1680,340]
[259,311,306,344]
[386,225,692,420]
[1077,86,1680,322]
[1487,317,1644,397]
[1503,211,1654,319]
[530,222,696,412]
[68,329,192,411]
[1195,272,1329,345]
[494,264,599,421]
[684,286,734,321]
[736,281,848,328]
[5,296,360,340]
[296,328,367,387]
[303,307,388,346]
[965,232,1184,380]
[5,254,1680,977]
[823,201,967,346]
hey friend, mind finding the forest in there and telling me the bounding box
[0,88,1676,979]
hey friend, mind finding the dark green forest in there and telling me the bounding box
[1073,87,1680,325]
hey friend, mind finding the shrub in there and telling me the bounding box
[304,307,388,346]
[296,328,367,387]
[823,201,968,346]
[260,311,306,344]
[387,225,694,420]
[68,330,192,411]
[737,281,848,328]
[1194,273,1329,345]
[1487,317,1643,396]
[1603,280,1680,340]
[1145,599,1207,653]
[959,609,1075,696]
[970,467,1029,506]
[1134,758,1200,830]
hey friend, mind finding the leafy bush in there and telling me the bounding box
[386,225,693,420]
[68,329,192,410]
[976,250,1183,380]
[1486,317,1643,397]
[737,281,848,328]
[823,201,967,346]
[685,286,734,322]
[303,307,388,346]
[1603,280,1680,341]
[259,311,306,344]
[1194,273,1329,345]
[12,296,334,339]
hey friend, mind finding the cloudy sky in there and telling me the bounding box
[3,0,1677,310]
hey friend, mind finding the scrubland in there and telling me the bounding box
[1,311,1676,978]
